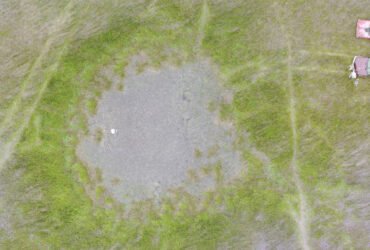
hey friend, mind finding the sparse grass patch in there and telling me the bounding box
[86,97,98,115]
[186,168,200,182]
[96,185,106,199]
[207,100,217,112]
[94,127,104,143]
[111,177,121,186]
[95,168,103,183]
[117,83,124,91]
[207,144,220,158]
[194,148,202,158]
[74,162,90,185]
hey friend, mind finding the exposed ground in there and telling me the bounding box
[77,58,242,203]
[0,0,369,249]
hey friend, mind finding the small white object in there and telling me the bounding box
[349,56,357,71]
[349,71,357,79]
[110,128,117,135]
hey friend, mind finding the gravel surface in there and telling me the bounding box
[77,58,243,203]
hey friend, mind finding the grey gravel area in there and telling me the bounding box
[77,58,243,203]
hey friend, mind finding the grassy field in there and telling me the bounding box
[0,0,369,249]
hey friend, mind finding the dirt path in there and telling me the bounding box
[0,1,75,171]
[77,60,243,203]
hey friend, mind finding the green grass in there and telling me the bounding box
[2,0,370,249]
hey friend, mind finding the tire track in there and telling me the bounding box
[0,43,68,171]
[273,4,311,249]
[293,66,344,74]
[0,1,75,171]
[0,39,53,138]
[296,49,353,58]
[287,40,311,250]
[195,0,209,54]
[0,1,74,139]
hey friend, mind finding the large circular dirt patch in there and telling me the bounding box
[77,59,243,203]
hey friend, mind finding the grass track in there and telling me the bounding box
[0,0,76,171]
[286,38,311,250]
[275,6,311,248]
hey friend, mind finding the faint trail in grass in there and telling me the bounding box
[287,40,311,250]
[0,1,75,171]
[293,66,344,74]
[296,49,353,58]
[195,0,209,54]
[273,3,312,248]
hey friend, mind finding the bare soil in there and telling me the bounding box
[77,58,243,203]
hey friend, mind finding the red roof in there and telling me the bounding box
[354,56,370,77]
[356,19,370,39]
